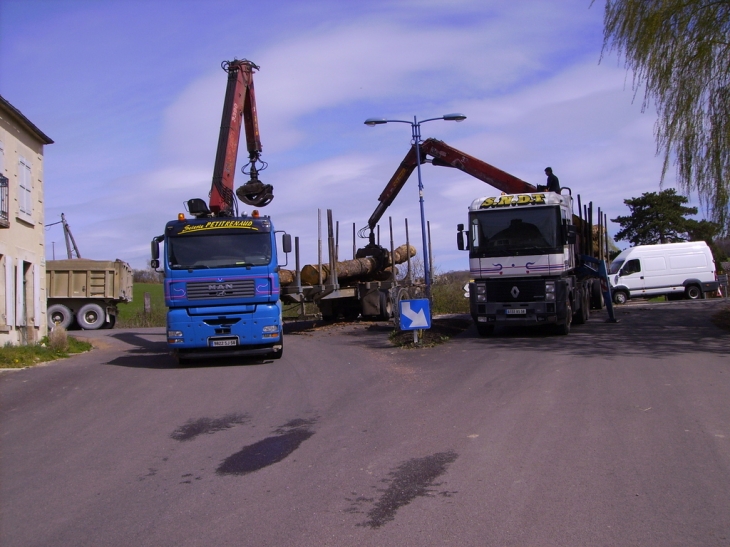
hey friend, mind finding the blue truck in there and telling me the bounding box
[151,59,290,362]
[152,212,290,362]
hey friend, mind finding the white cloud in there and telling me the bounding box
[3,0,680,272]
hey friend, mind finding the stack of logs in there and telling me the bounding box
[279,244,415,286]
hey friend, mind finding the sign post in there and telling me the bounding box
[398,299,431,345]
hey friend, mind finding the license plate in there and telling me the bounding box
[210,338,238,347]
[505,309,526,315]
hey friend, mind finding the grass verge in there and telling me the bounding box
[117,283,166,328]
[389,316,473,348]
[0,336,93,369]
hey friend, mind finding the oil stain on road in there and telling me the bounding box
[216,418,317,476]
[170,413,250,441]
[348,450,459,528]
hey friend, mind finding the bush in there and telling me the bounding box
[431,271,470,315]
[48,325,69,352]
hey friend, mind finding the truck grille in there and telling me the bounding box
[186,279,256,300]
[486,279,545,302]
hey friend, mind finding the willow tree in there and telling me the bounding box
[599,0,730,232]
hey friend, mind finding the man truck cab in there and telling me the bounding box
[609,241,718,304]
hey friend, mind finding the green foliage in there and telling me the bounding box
[600,0,730,232]
[132,268,163,283]
[431,271,470,314]
[686,218,728,262]
[611,189,698,245]
[117,283,166,328]
[0,336,92,368]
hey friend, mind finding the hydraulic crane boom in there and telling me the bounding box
[365,138,536,237]
[209,59,273,215]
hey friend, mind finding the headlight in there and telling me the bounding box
[476,284,486,302]
[167,330,183,337]
[262,325,279,333]
[545,282,555,301]
[262,325,279,338]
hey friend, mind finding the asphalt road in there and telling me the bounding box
[1,300,729,546]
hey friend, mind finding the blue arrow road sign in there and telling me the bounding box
[399,299,431,331]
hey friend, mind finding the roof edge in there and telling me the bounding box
[0,94,54,145]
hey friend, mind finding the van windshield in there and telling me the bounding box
[609,259,624,274]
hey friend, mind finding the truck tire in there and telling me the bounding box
[268,339,283,360]
[573,292,589,325]
[555,301,571,335]
[685,285,702,300]
[590,279,604,309]
[47,304,73,330]
[392,288,409,328]
[102,315,117,329]
[76,303,105,330]
[376,291,392,321]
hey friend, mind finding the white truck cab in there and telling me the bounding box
[609,241,718,304]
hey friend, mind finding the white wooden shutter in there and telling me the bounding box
[33,263,40,327]
[16,261,25,326]
[4,257,13,327]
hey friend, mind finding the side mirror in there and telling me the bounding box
[150,259,159,270]
[566,224,577,245]
[151,239,159,260]
[457,224,466,251]
[282,233,292,254]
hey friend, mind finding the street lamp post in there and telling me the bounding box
[364,113,466,300]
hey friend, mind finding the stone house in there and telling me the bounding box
[0,95,54,345]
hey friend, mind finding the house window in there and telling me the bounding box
[18,157,32,218]
[0,175,8,228]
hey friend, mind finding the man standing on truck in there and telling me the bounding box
[544,167,560,193]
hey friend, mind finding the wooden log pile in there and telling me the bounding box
[278,244,415,287]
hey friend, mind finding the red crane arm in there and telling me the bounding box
[209,59,261,214]
[365,138,535,234]
[420,138,536,194]
[366,144,420,232]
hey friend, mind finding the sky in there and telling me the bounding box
[0,0,692,273]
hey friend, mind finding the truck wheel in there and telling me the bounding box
[685,285,702,300]
[102,315,117,329]
[590,279,604,309]
[555,302,571,335]
[376,291,393,321]
[613,290,629,305]
[47,304,73,330]
[573,293,589,325]
[392,288,409,328]
[76,303,105,330]
[268,340,283,360]
[476,323,494,337]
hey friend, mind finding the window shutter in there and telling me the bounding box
[33,263,40,327]
[4,257,13,327]
[15,261,24,326]
[18,157,32,216]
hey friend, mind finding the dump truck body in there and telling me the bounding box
[46,259,133,330]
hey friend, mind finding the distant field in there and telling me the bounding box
[117,283,165,327]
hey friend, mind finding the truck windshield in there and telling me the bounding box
[167,232,272,269]
[469,207,561,257]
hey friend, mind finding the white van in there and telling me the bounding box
[609,241,718,304]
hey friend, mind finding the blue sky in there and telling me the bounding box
[0,0,684,271]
